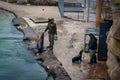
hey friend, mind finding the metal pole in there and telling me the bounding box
[86,0,90,22]
[84,0,86,8]
[59,0,64,16]
[78,11,79,20]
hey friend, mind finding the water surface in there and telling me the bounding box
[0,10,48,80]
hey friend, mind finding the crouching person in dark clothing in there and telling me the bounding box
[44,18,57,50]
[88,33,97,64]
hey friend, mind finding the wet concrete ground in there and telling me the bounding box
[32,19,108,80]
[53,20,107,80]
[0,1,108,80]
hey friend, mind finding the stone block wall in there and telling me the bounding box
[0,0,58,5]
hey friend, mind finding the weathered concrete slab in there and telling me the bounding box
[30,17,48,23]
[19,27,38,41]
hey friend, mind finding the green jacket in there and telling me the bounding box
[45,22,57,35]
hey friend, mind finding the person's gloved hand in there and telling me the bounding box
[41,30,45,33]
[54,35,57,41]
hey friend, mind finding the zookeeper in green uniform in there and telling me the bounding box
[44,18,57,50]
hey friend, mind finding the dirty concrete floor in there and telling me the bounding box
[53,20,108,80]
[0,1,108,80]
[34,19,108,80]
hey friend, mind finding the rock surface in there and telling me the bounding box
[107,1,120,80]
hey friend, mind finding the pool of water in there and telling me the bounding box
[0,10,48,80]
